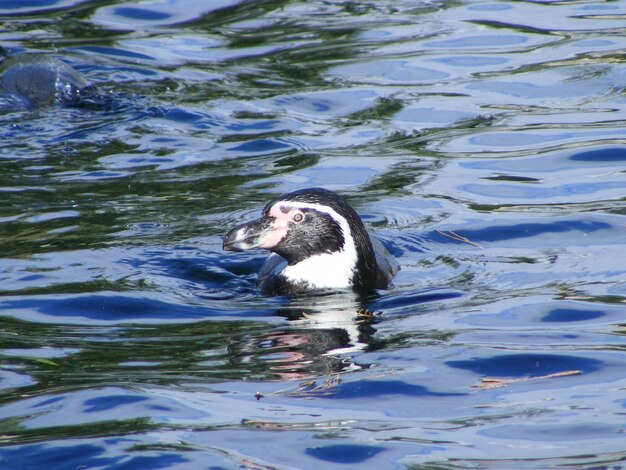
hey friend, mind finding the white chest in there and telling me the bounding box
[282,251,356,289]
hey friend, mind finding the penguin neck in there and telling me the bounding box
[282,246,358,290]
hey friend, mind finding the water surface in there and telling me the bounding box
[0,0,625,468]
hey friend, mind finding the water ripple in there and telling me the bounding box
[0,0,625,467]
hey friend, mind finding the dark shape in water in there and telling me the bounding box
[446,353,602,377]
[330,379,465,399]
[306,444,386,464]
[0,53,96,108]
[542,307,604,323]
[569,146,626,162]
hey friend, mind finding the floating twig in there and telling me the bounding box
[436,230,483,249]
[472,370,581,390]
[474,398,554,409]
[274,372,342,397]
[355,308,382,324]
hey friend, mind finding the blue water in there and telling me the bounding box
[1,0,625,468]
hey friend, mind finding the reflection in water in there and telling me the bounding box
[0,292,380,394]
[280,291,376,354]
[229,291,378,381]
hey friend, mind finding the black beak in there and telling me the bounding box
[223,216,274,252]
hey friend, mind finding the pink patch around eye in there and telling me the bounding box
[259,205,292,248]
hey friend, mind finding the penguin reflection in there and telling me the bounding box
[228,291,379,381]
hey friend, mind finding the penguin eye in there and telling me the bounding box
[292,212,304,223]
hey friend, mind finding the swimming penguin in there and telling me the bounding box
[0,53,94,108]
[223,187,399,295]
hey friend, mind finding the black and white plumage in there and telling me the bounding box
[223,188,399,295]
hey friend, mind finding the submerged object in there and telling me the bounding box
[223,187,399,295]
[0,53,94,108]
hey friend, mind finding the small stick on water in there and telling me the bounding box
[274,372,342,397]
[472,370,582,390]
[436,230,483,249]
[323,372,341,389]
[355,308,381,324]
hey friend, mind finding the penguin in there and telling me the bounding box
[223,188,399,295]
[0,53,96,108]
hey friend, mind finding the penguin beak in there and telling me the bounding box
[223,215,288,252]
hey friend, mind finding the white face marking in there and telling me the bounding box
[271,200,359,289]
[235,227,252,249]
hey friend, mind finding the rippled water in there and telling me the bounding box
[1,0,625,468]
